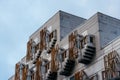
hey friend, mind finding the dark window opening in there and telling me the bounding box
[90,36,93,43]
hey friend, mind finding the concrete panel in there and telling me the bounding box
[98,13,120,48]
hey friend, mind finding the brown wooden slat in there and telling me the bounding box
[75,71,80,80]
[22,65,28,80]
[35,59,41,80]
[102,51,120,79]
[14,63,20,80]
[50,45,58,72]
[26,40,32,62]
[68,32,76,60]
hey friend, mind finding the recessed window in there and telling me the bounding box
[90,36,93,43]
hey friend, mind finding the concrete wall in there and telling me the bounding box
[98,12,120,48]
[60,11,86,40]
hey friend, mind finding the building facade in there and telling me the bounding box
[9,11,120,80]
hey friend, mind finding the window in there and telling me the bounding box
[90,36,93,43]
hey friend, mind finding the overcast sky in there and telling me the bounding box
[0,0,120,79]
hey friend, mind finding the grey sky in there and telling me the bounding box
[0,0,120,79]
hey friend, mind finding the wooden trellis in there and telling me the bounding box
[39,28,46,51]
[26,39,32,62]
[50,45,59,72]
[14,63,20,80]
[75,70,98,80]
[69,32,76,60]
[35,58,42,80]
[75,71,80,80]
[102,50,120,80]
[22,65,28,80]
[14,63,28,80]
[78,70,89,80]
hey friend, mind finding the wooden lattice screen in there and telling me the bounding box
[39,29,46,51]
[50,45,58,72]
[69,32,76,60]
[22,65,28,80]
[102,51,120,80]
